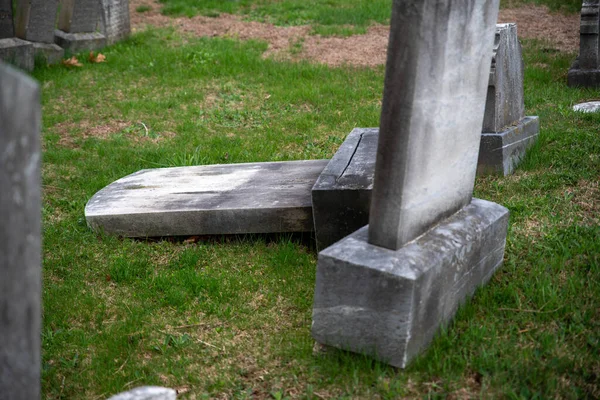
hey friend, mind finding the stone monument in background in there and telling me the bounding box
[0,62,42,400]
[311,0,509,368]
[568,0,600,87]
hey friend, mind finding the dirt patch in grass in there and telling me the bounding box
[130,0,579,67]
[53,120,174,147]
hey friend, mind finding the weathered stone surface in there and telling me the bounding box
[54,29,106,52]
[32,42,65,65]
[107,386,177,400]
[58,0,100,33]
[0,38,34,71]
[99,0,130,45]
[368,0,500,251]
[312,128,377,251]
[15,0,59,43]
[573,101,600,112]
[0,62,42,400]
[85,160,328,237]
[478,116,540,176]
[0,0,14,39]
[483,23,525,133]
[568,1,600,87]
[312,199,509,368]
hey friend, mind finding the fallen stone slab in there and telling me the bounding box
[85,160,328,237]
[107,386,176,400]
[312,198,509,368]
[573,101,600,112]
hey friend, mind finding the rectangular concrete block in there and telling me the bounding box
[312,128,377,250]
[55,29,106,53]
[58,0,100,33]
[483,24,525,133]
[99,0,130,45]
[15,0,59,43]
[0,38,34,71]
[312,199,509,368]
[0,62,42,400]
[478,116,540,176]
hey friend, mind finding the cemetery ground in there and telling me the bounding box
[35,1,598,399]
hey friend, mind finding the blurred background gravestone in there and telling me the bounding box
[0,62,42,400]
[0,0,14,38]
[478,23,540,175]
[15,0,64,64]
[100,0,131,45]
[568,0,600,87]
[56,0,107,52]
[311,0,509,368]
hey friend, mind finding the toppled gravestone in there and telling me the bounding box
[568,0,600,87]
[0,62,42,400]
[478,23,539,176]
[107,386,177,400]
[311,0,508,368]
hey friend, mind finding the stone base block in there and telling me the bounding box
[54,30,106,53]
[477,116,539,176]
[0,38,34,71]
[32,43,64,65]
[312,128,378,250]
[312,198,509,368]
[567,60,600,88]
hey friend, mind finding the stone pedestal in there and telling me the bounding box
[54,29,107,53]
[312,199,509,368]
[0,38,34,71]
[312,128,377,250]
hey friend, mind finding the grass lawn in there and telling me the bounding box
[34,0,599,399]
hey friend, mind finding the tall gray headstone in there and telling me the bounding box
[0,0,14,38]
[58,0,100,33]
[16,0,59,43]
[478,23,539,175]
[0,62,42,400]
[99,0,130,45]
[368,0,500,251]
[312,0,509,368]
[568,1,600,87]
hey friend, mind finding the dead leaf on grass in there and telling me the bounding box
[62,56,83,68]
[89,52,107,63]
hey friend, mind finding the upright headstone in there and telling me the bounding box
[312,0,509,368]
[55,0,106,52]
[15,0,64,65]
[0,0,14,38]
[478,23,540,175]
[0,62,42,400]
[568,1,600,87]
[99,0,130,45]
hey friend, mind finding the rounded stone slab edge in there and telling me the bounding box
[106,386,176,400]
[573,101,600,113]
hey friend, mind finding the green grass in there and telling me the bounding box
[33,2,600,399]
[156,0,581,32]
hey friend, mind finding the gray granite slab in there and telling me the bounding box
[0,0,14,38]
[32,42,64,65]
[0,62,42,400]
[100,0,130,45]
[478,116,540,176]
[15,0,59,43]
[0,38,34,71]
[573,101,600,112]
[55,29,106,52]
[58,0,100,33]
[368,0,500,250]
[312,199,509,368]
[85,160,329,237]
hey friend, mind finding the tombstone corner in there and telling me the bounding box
[568,1,600,87]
